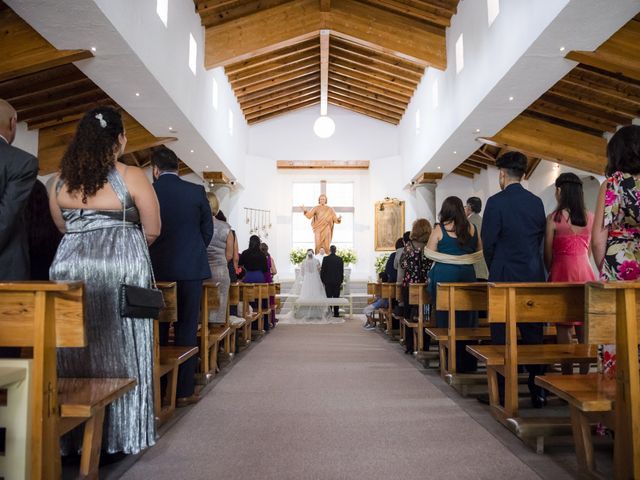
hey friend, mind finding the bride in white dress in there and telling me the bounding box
[280,250,344,324]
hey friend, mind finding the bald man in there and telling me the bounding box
[0,99,38,280]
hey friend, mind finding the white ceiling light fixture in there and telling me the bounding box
[313,30,335,139]
[559,46,566,52]
[90,46,97,52]
[508,96,514,101]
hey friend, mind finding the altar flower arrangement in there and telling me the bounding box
[375,253,390,274]
[337,248,357,266]
[289,248,308,265]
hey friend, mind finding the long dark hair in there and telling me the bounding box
[439,196,470,245]
[606,125,640,177]
[248,235,261,250]
[553,173,587,227]
[60,106,124,203]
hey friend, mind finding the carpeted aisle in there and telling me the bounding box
[121,320,540,480]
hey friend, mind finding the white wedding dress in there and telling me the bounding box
[280,256,345,324]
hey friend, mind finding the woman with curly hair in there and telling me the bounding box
[49,106,161,457]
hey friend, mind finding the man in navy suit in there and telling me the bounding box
[150,147,213,406]
[481,151,547,407]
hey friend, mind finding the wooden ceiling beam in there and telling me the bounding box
[226,48,319,83]
[236,72,320,103]
[328,96,399,124]
[559,76,640,110]
[329,71,410,102]
[330,37,424,75]
[329,0,446,69]
[355,0,452,27]
[456,163,481,175]
[204,0,322,68]
[22,96,116,128]
[320,29,330,115]
[330,79,407,110]
[452,168,473,178]
[330,48,422,83]
[464,159,488,169]
[549,82,639,118]
[248,98,320,124]
[229,55,320,89]
[234,64,320,96]
[199,0,295,28]
[567,50,640,83]
[483,115,607,175]
[6,77,95,108]
[328,87,404,116]
[224,37,319,75]
[329,64,414,96]
[468,153,496,165]
[245,92,321,121]
[239,79,319,109]
[243,85,320,115]
[15,87,107,120]
[526,100,619,135]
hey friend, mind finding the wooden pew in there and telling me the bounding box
[0,282,135,479]
[155,282,199,423]
[380,282,396,333]
[255,283,270,332]
[403,283,430,352]
[536,281,640,478]
[466,283,597,450]
[199,282,230,381]
[227,283,248,353]
[239,284,261,339]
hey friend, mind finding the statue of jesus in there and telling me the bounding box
[302,194,341,254]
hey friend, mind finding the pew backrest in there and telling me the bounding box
[585,281,640,344]
[156,282,177,324]
[436,283,487,312]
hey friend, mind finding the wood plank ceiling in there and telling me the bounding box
[194,0,459,124]
[0,1,185,175]
[455,14,640,177]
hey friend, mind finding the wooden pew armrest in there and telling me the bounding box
[58,378,136,418]
[535,373,615,412]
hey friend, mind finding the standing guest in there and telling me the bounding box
[206,200,233,324]
[150,146,213,407]
[482,151,546,407]
[427,197,481,372]
[400,219,433,354]
[544,173,595,374]
[49,106,161,456]
[239,235,269,330]
[260,242,278,327]
[393,231,411,318]
[227,226,240,316]
[320,245,344,317]
[384,238,403,283]
[592,125,640,376]
[25,180,62,280]
[0,99,38,281]
[465,197,489,281]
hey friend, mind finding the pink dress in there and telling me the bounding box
[549,212,596,282]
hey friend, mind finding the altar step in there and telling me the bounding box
[277,280,370,315]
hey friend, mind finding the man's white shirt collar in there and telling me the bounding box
[0,134,8,144]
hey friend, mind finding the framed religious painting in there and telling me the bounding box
[374,199,405,251]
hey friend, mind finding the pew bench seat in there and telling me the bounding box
[535,373,615,412]
[467,344,598,366]
[160,345,199,367]
[425,326,559,343]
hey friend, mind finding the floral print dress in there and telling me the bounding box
[600,171,640,376]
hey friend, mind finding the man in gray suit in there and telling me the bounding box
[0,99,38,281]
[465,197,489,281]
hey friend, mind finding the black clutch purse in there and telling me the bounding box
[119,283,165,319]
[118,197,165,319]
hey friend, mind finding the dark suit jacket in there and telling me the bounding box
[481,183,546,282]
[0,139,38,280]
[321,253,344,286]
[150,174,213,281]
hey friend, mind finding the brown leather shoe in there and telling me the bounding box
[176,393,200,408]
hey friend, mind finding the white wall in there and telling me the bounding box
[12,122,38,157]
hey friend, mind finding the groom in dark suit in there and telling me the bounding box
[481,151,547,407]
[321,245,344,317]
[150,147,213,406]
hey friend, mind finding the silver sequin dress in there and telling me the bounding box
[207,217,231,323]
[50,169,156,455]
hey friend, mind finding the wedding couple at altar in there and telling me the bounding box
[281,245,345,324]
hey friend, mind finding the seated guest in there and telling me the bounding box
[239,235,269,329]
[363,272,389,330]
[544,173,594,374]
[25,180,62,280]
[49,106,161,455]
[384,238,402,283]
[400,219,433,354]
[260,242,277,328]
[393,231,411,318]
[150,146,213,407]
[426,196,481,373]
[592,125,640,376]
[482,151,546,407]
[206,200,234,324]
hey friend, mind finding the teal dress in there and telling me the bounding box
[428,224,478,372]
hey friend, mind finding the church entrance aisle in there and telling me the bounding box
[121,320,554,479]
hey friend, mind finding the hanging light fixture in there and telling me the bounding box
[313,115,335,138]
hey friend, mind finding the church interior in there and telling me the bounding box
[2,0,640,478]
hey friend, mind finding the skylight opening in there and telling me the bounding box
[189,33,197,75]
[487,0,499,27]
[156,0,168,27]
[455,34,464,74]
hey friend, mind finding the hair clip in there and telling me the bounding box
[95,113,107,128]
